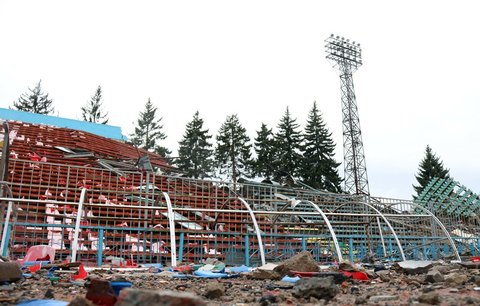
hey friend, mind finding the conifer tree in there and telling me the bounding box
[215,114,252,184]
[176,111,214,178]
[13,80,54,114]
[300,101,342,192]
[252,123,276,178]
[273,107,302,177]
[413,145,450,199]
[131,98,171,157]
[81,85,109,124]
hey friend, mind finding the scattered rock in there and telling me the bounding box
[369,295,397,303]
[44,288,55,299]
[292,276,339,301]
[376,270,391,282]
[0,262,22,282]
[247,269,282,280]
[418,292,441,305]
[435,263,462,274]
[339,261,361,272]
[257,263,278,271]
[274,251,319,277]
[68,296,95,306]
[204,282,224,299]
[397,260,433,275]
[425,269,444,283]
[85,278,117,306]
[354,296,368,304]
[459,262,480,269]
[315,272,348,284]
[445,273,468,286]
[258,294,277,306]
[116,289,206,306]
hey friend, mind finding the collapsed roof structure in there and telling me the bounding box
[0,111,476,266]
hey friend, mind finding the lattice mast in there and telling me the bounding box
[325,34,369,195]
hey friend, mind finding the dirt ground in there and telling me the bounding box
[2,261,480,306]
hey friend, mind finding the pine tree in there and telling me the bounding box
[176,111,214,178]
[81,85,109,124]
[131,98,171,157]
[13,80,54,114]
[413,145,450,199]
[273,107,302,177]
[215,114,252,184]
[252,123,276,178]
[300,101,342,192]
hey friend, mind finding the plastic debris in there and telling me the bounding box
[193,270,229,278]
[281,275,301,283]
[72,264,88,280]
[341,270,369,281]
[110,281,133,296]
[17,300,68,306]
[28,262,42,273]
[226,265,250,273]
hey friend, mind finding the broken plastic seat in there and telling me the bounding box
[17,245,56,266]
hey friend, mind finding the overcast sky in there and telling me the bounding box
[1,0,479,200]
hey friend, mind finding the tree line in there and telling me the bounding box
[11,80,449,198]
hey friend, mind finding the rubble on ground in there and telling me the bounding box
[2,256,480,305]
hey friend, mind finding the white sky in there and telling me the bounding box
[1,0,479,200]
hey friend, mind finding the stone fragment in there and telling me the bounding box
[339,261,360,272]
[425,269,444,283]
[376,270,391,282]
[469,275,480,285]
[257,263,278,271]
[369,295,397,303]
[418,292,441,305]
[0,262,22,282]
[292,276,339,301]
[44,288,55,299]
[445,273,468,286]
[396,260,433,275]
[274,251,319,277]
[247,269,282,280]
[116,289,206,306]
[204,282,224,299]
[435,263,461,274]
[85,278,117,306]
[354,296,368,304]
[68,296,95,306]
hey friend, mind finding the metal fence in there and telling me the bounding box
[0,159,468,266]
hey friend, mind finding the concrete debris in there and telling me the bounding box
[338,261,361,272]
[246,269,282,280]
[425,269,444,283]
[85,278,117,306]
[273,251,319,277]
[418,292,441,304]
[368,295,398,302]
[116,289,207,306]
[204,282,225,299]
[68,296,95,306]
[396,260,433,274]
[292,276,339,301]
[0,262,23,282]
[256,263,278,271]
[445,272,468,286]
[4,260,480,305]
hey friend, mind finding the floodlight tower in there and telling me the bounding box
[325,34,369,195]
